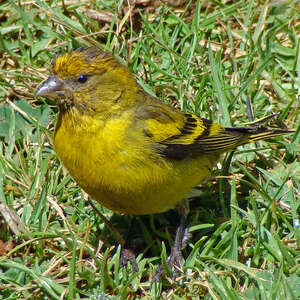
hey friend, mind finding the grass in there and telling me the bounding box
[0,0,299,299]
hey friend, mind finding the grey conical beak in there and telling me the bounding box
[35,76,65,99]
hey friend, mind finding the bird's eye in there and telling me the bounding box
[78,75,88,83]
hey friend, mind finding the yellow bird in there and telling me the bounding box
[36,47,291,273]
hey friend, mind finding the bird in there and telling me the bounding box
[35,46,292,277]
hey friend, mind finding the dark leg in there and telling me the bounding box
[120,216,139,272]
[87,197,138,272]
[152,200,191,284]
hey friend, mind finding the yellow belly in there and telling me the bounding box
[53,110,217,215]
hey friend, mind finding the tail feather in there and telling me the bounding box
[160,124,294,159]
[225,127,294,144]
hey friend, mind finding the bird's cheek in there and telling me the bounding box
[72,91,92,109]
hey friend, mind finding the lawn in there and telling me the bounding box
[0,0,299,299]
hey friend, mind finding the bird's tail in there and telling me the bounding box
[225,127,294,145]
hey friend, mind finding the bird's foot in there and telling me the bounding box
[120,248,139,273]
[151,226,192,284]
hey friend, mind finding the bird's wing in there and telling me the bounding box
[135,104,242,160]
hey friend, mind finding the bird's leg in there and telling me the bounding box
[87,197,125,245]
[152,200,191,283]
[120,216,139,272]
[87,197,138,272]
[166,213,187,278]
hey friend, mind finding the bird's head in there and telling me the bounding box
[36,47,139,115]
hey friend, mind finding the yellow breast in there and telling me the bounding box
[53,109,217,215]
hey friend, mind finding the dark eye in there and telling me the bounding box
[78,75,88,83]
